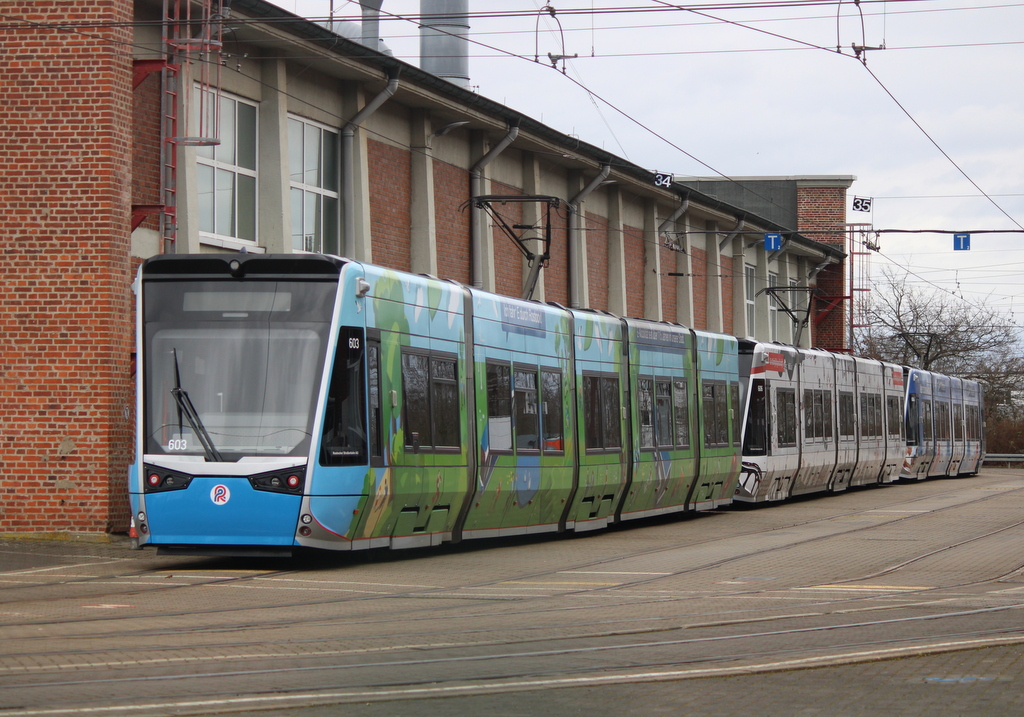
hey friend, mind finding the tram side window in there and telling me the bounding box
[906,394,920,446]
[922,400,934,441]
[838,392,856,439]
[486,363,512,452]
[367,340,382,461]
[583,374,621,452]
[321,328,368,466]
[965,405,979,441]
[702,381,731,448]
[402,351,460,451]
[656,381,674,448]
[673,380,691,449]
[886,396,904,440]
[730,383,742,446]
[541,369,564,453]
[776,388,797,447]
[860,393,882,438]
[802,389,833,442]
[514,368,539,451]
[953,404,964,442]
[935,402,951,441]
[638,378,655,449]
[743,379,767,456]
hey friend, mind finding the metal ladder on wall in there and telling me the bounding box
[132,0,224,253]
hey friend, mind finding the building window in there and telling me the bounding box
[196,90,257,245]
[768,272,779,341]
[289,117,339,254]
[745,264,756,337]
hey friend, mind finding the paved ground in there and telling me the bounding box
[3,469,1024,716]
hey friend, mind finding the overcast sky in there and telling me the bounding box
[287,0,1024,326]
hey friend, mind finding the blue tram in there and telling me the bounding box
[129,254,743,553]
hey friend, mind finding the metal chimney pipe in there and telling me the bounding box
[359,0,384,52]
[420,0,470,89]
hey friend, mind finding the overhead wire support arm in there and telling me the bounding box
[469,195,563,301]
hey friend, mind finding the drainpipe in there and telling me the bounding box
[470,122,519,288]
[342,68,399,258]
[719,216,745,253]
[567,163,610,308]
[658,197,689,250]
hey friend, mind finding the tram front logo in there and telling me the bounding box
[210,484,231,505]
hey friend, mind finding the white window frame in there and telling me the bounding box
[195,88,258,249]
[288,115,340,254]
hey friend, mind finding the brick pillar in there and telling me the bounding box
[797,179,853,352]
[0,1,135,535]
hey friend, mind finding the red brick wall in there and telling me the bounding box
[797,186,848,350]
[0,0,134,534]
[368,139,411,272]
[660,244,677,323]
[691,247,708,331]
[544,207,569,307]
[585,212,608,312]
[132,72,162,231]
[433,160,470,284]
[624,225,645,318]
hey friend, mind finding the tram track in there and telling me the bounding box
[0,476,1017,633]
[2,476,1023,682]
[4,476,1024,715]
[5,600,1024,695]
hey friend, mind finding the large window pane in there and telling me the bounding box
[515,369,538,451]
[323,130,339,192]
[487,364,512,452]
[304,125,321,186]
[219,95,236,165]
[602,377,621,449]
[403,353,430,449]
[291,188,304,251]
[673,379,690,448]
[541,370,563,452]
[583,375,602,450]
[638,378,655,448]
[215,168,235,237]
[288,118,304,182]
[236,101,256,170]
[237,174,256,242]
[197,164,215,233]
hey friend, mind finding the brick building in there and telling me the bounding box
[0,0,853,537]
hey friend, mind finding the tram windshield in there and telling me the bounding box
[143,279,337,461]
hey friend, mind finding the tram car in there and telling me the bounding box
[736,341,906,503]
[130,254,743,553]
[129,253,985,555]
[902,368,985,479]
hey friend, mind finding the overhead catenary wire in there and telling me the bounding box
[5,3,1022,311]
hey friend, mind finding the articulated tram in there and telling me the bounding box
[129,254,984,554]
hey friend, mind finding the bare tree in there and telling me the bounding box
[856,267,1024,417]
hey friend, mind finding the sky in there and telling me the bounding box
[285,0,1024,327]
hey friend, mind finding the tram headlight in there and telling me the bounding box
[143,465,193,493]
[300,514,313,524]
[248,467,305,494]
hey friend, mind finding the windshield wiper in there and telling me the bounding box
[171,348,224,462]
